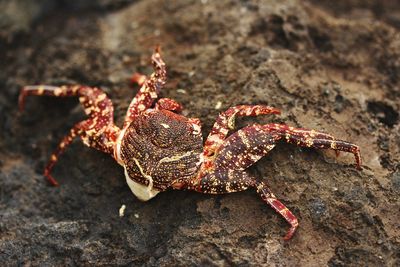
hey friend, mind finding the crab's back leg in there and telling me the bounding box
[43,121,84,186]
[256,181,298,240]
[212,124,361,171]
[265,124,362,169]
[124,47,166,127]
[204,105,281,158]
[183,170,298,240]
[19,85,120,185]
[189,122,361,240]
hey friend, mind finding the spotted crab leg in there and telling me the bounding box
[264,124,362,169]
[124,47,166,127]
[19,85,120,185]
[154,98,183,113]
[202,105,280,167]
[130,63,182,113]
[256,181,298,240]
[188,122,361,239]
[208,123,361,171]
[43,122,84,186]
[185,168,298,240]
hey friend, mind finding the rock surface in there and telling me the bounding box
[1,0,399,266]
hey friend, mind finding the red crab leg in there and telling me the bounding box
[264,124,362,169]
[188,122,361,240]
[256,181,298,240]
[204,105,281,158]
[155,98,183,113]
[131,70,183,113]
[124,47,166,127]
[207,123,361,171]
[19,85,120,185]
[182,170,298,240]
[44,123,83,186]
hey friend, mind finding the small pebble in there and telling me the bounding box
[215,101,222,109]
[119,204,126,217]
[177,89,187,94]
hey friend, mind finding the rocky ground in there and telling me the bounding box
[0,0,399,266]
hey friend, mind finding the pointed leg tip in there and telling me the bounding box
[261,106,280,115]
[45,173,60,187]
[270,108,281,115]
[18,93,26,112]
[47,179,60,187]
[18,105,24,113]
[283,225,297,241]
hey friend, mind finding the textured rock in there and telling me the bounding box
[1,0,399,266]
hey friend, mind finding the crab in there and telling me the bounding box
[19,47,362,240]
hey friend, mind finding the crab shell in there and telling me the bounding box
[114,109,203,201]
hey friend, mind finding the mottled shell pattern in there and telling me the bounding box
[120,109,203,191]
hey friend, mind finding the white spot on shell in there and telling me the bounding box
[160,123,170,128]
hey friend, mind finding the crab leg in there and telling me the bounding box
[131,72,182,113]
[256,181,298,240]
[265,124,362,169]
[204,105,281,158]
[19,85,120,185]
[155,98,183,113]
[43,122,83,186]
[124,47,166,127]
[185,169,298,240]
[208,124,361,172]
[191,122,360,240]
